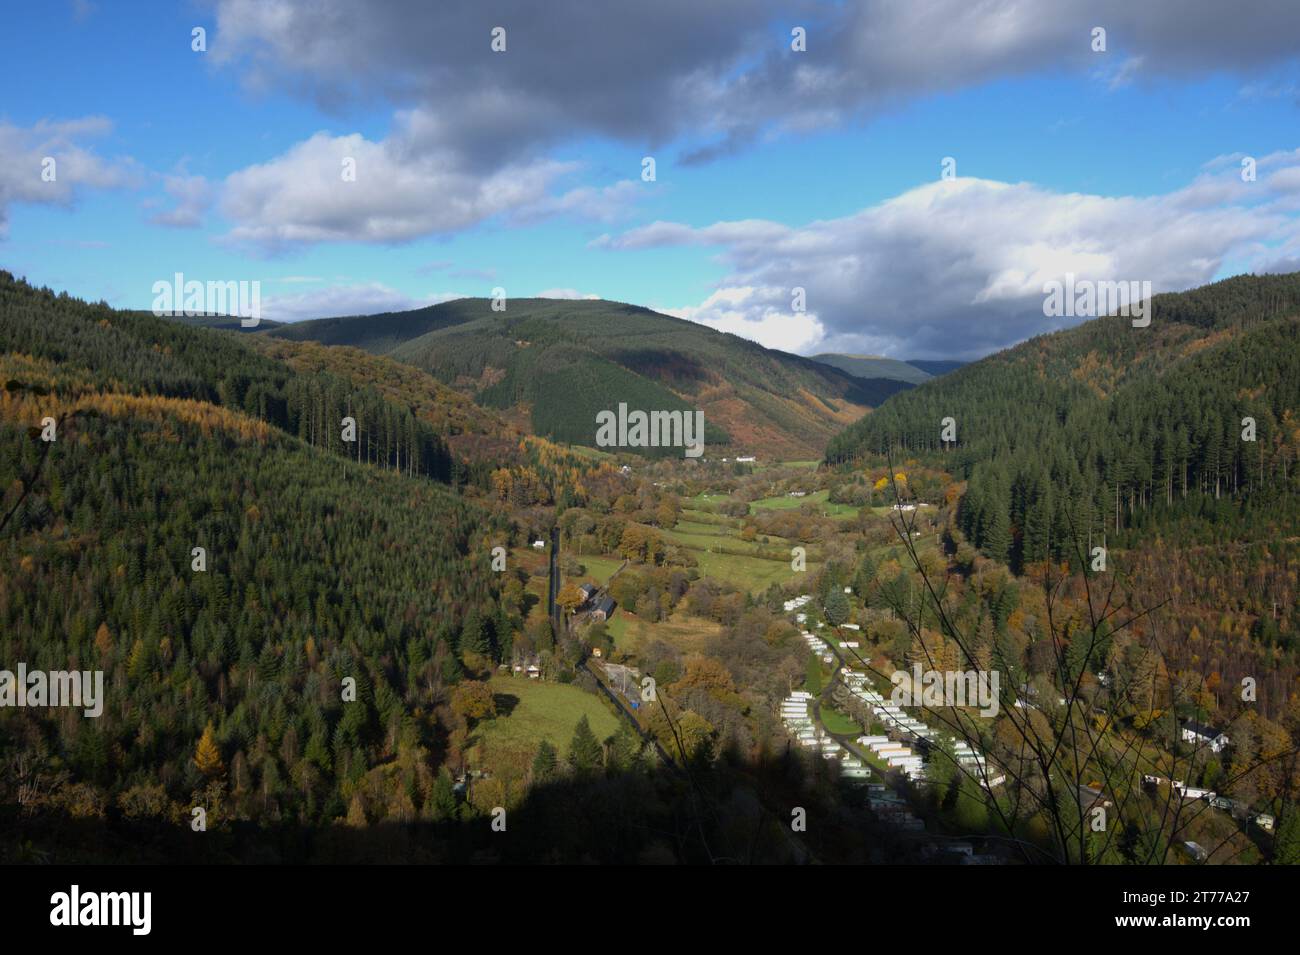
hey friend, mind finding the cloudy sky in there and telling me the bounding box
[5,0,1300,358]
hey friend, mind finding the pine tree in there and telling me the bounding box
[427,768,458,821]
[1021,472,1051,570]
[532,740,558,781]
[823,589,850,626]
[568,715,603,775]
[460,609,492,658]
[1274,804,1300,865]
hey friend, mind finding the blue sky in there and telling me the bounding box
[4,0,1300,358]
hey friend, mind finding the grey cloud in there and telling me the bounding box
[212,0,1300,171]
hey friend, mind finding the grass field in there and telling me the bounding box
[820,707,863,735]
[750,488,861,519]
[662,523,751,550]
[654,515,814,593]
[684,545,806,592]
[471,675,622,766]
[805,654,826,694]
[674,515,738,534]
[606,608,722,655]
[679,508,735,524]
[575,553,624,584]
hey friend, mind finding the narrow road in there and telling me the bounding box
[547,524,560,630]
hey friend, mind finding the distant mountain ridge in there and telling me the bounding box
[810,353,964,384]
[903,359,966,377]
[267,298,914,458]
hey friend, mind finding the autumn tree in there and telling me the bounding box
[557,582,586,615]
[194,722,225,779]
[452,678,496,722]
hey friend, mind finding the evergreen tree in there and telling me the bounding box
[567,715,604,775]
[1275,804,1300,865]
[460,609,492,659]
[427,767,458,822]
[823,589,851,626]
[532,740,558,782]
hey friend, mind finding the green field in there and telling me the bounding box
[472,675,622,764]
[575,553,624,584]
[690,492,730,507]
[750,488,861,519]
[820,707,863,735]
[677,509,754,530]
[805,654,826,694]
[682,543,807,592]
[654,515,814,593]
[606,608,721,654]
[606,611,629,646]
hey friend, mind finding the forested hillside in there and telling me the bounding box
[271,298,910,458]
[0,274,460,482]
[267,299,490,353]
[827,273,1300,570]
[0,276,903,864]
[823,272,1300,710]
[0,272,528,834]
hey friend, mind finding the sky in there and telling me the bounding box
[4,0,1300,360]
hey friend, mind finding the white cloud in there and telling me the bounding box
[219,122,574,250]
[217,109,640,249]
[513,180,642,225]
[0,117,134,237]
[148,173,212,228]
[622,159,1300,358]
[663,287,825,354]
[261,282,462,323]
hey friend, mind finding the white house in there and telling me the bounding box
[1181,720,1230,753]
[532,540,546,550]
[1173,782,1216,801]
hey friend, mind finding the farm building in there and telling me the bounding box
[1181,720,1230,753]
[591,594,617,622]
